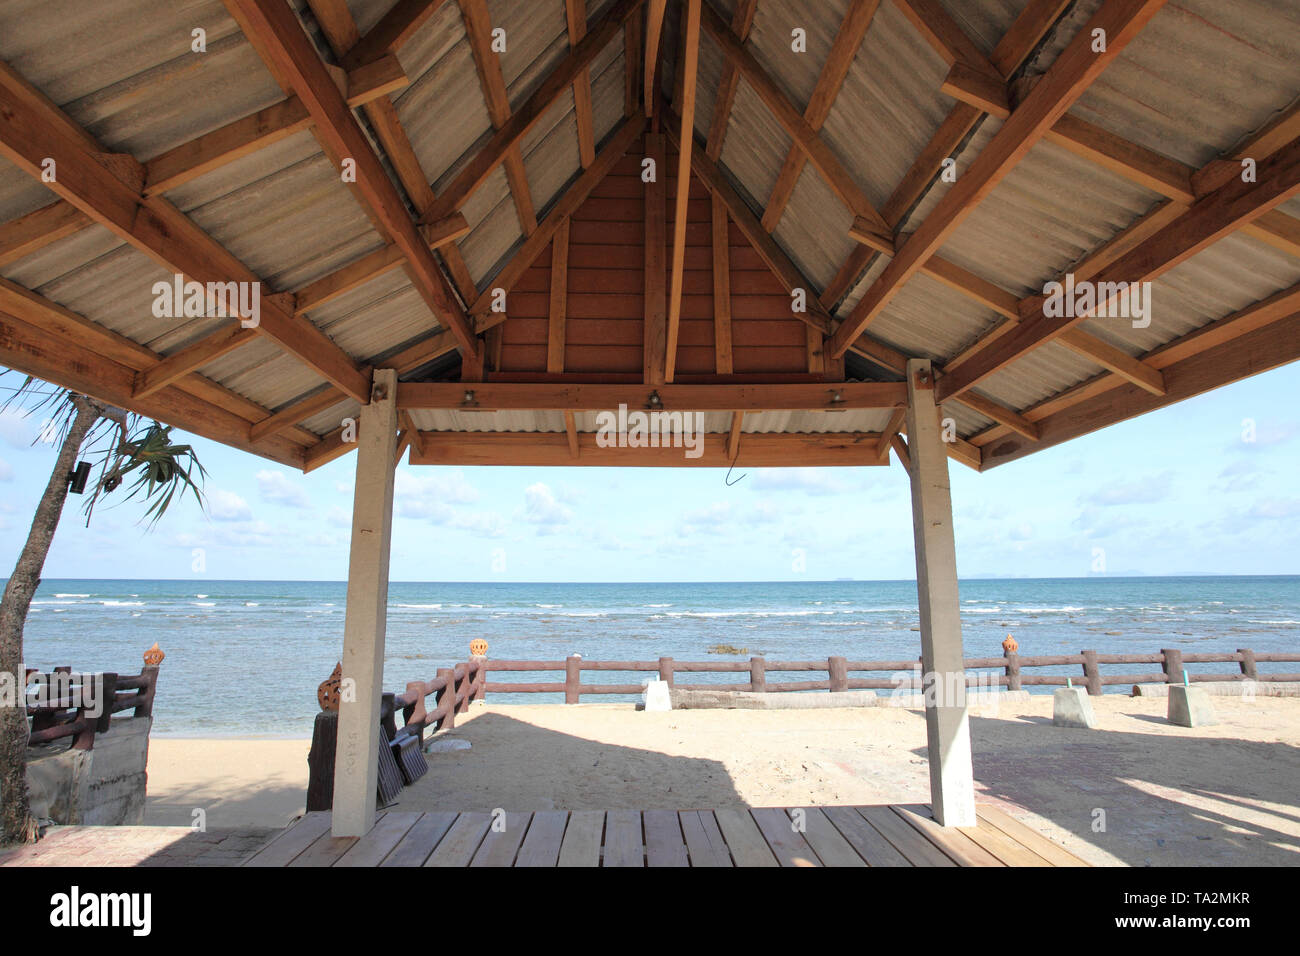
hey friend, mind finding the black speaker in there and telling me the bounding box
[67,461,91,494]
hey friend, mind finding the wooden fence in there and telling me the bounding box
[394,658,485,737]
[25,660,161,750]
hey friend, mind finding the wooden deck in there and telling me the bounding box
[241,804,1089,867]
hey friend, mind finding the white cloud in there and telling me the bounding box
[0,409,36,447]
[208,489,252,522]
[256,469,310,508]
[520,482,573,530]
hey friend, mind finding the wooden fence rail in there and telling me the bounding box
[24,653,161,751]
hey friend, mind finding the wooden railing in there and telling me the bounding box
[463,647,1300,703]
[394,658,486,737]
[25,653,161,751]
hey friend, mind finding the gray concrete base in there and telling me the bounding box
[883,689,1028,709]
[1053,687,1097,729]
[1133,680,1299,698]
[21,717,151,826]
[1168,685,1216,727]
[669,689,878,710]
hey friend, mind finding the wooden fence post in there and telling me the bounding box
[658,656,674,686]
[1004,649,1021,691]
[749,656,766,692]
[828,656,848,693]
[435,667,455,730]
[457,663,472,714]
[1081,650,1101,696]
[1238,648,1258,681]
[94,672,118,735]
[1161,648,1184,684]
[565,655,581,704]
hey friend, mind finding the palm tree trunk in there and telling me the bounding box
[0,397,99,846]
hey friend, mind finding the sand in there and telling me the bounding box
[144,695,1300,866]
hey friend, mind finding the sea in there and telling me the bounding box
[17,576,1300,737]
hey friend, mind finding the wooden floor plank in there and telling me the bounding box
[424,812,492,867]
[798,808,867,867]
[751,808,820,867]
[679,810,733,867]
[243,812,332,867]
[515,810,569,867]
[602,810,644,867]
[822,806,911,866]
[471,811,532,867]
[858,806,955,867]
[960,820,1051,867]
[644,809,689,867]
[892,805,1003,867]
[336,811,422,867]
[977,805,1089,867]
[381,811,460,867]
[714,808,778,867]
[558,810,604,867]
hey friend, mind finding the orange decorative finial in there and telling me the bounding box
[470,639,489,658]
[318,663,343,712]
[143,642,165,666]
[1001,633,1019,654]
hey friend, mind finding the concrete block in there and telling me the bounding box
[669,688,877,710]
[1168,684,1216,727]
[643,680,672,711]
[1053,686,1097,729]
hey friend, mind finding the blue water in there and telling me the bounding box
[17,576,1300,735]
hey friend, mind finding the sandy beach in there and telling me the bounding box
[143,695,1300,866]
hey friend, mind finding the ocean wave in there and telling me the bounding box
[1246,619,1300,625]
[101,600,144,607]
[397,603,443,609]
[54,593,90,598]
[193,602,216,607]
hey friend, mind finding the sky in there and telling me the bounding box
[1,362,1297,583]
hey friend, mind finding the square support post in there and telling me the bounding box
[332,368,398,837]
[904,359,976,827]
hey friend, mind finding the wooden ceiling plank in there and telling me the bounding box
[827,0,1169,358]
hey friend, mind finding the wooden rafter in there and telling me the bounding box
[727,411,744,460]
[711,191,733,374]
[939,134,1300,402]
[547,218,570,373]
[827,0,1168,358]
[230,0,481,361]
[0,57,372,402]
[0,201,90,267]
[644,130,668,384]
[339,0,452,70]
[700,2,891,239]
[704,0,758,161]
[566,0,597,168]
[427,0,645,221]
[459,0,538,235]
[644,0,668,117]
[664,0,701,383]
[876,407,907,462]
[761,0,880,233]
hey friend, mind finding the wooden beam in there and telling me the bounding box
[699,2,891,238]
[726,410,744,459]
[665,0,701,383]
[133,325,260,399]
[251,387,351,443]
[398,381,905,411]
[547,217,570,373]
[892,0,1000,76]
[459,0,538,235]
[341,0,451,69]
[991,0,1073,77]
[644,0,668,117]
[472,116,646,325]
[940,132,1300,402]
[644,131,668,384]
[294,245,407,315]
[1056,328,1165,395]
[951,390,1039,440]
[0,201,91,267]
[410,430,891,466]
[890,432,910,470]
[428,0,645,220]
[0,56,372,402]
[876,406,906,462]
[231,0,481,360]
[563,410,580,458]
[704,0,758,161]
[711,191,733,374]
[762,0,879,233]
[565,0,597,168]
[828,0,1168,357]
[983,311,1300,469]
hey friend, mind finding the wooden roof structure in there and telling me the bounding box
[2,0,1298,473]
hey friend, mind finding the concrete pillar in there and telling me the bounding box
[904,359,976,827]
[332,369,399,837]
